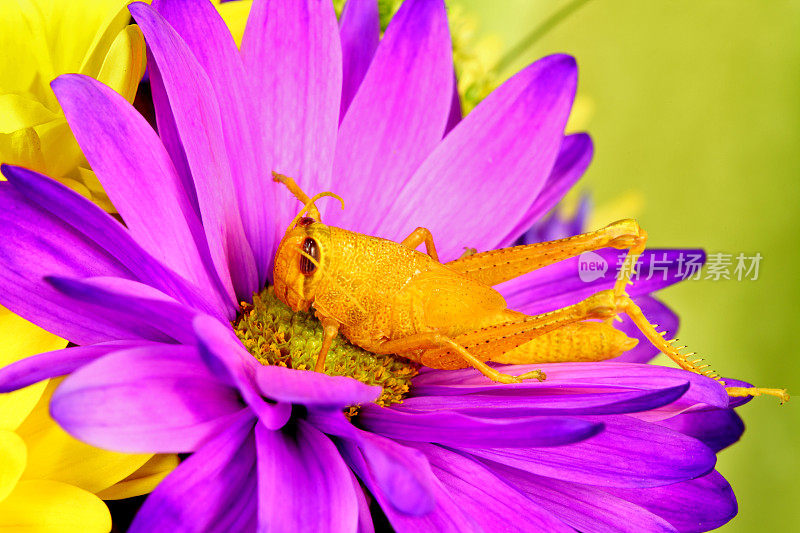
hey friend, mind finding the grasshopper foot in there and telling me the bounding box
[516,369,547,382]
[726,387,790,404]
[493,369,547,384]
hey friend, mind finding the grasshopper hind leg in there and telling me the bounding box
[612,293,789,403]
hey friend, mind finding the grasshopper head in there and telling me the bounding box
[273,217,331,312]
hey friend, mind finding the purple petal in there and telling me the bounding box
[130,410,257,533]
[357,405,602,447]
[350,469,374,533]
[376,54,577,259]
[242,0,342,253]
[331,0,453,234]
[130,2,258,300]
[721,377,755,408]
[612,296,680,364]
[46,276,200,344]
[192,314,293,430]
[658,408,744,453]
[256,420,357,533]
[153,0,275,286]
[255,365,380,408]
[148,59,197,214]
[0,340,156,393]
[604,470,737,532]
[500,133,594,247]
[308,411,436,516]
[52,74,230,312]
[0,165,221,319]
[502,248,707,315]
[395,382,690,417]
[50,344,244,453]
[467,415,716,488]
[0,176,153,345]
[339,0,379,120]
[482,462,677,533]
[444,74,462,134]
[412,362,730,420]
[412,443,574,532]
[340,437,479,531]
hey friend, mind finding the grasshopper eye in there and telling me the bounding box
[300,237,319,275]
[297,217,315,227]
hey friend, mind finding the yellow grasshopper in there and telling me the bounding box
[272,173,787,401]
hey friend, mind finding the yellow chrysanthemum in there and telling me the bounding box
[0,0,145,210]
[0,1,175,530]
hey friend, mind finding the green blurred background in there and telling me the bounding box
[460,0,799,530]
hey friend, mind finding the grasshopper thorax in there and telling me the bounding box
[273,220,332,313]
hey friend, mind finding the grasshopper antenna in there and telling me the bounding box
[272,172,346,231]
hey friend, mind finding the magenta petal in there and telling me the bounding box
[130,410,257,532]
[255,365,381,408]
[500,133,594,247]
[153,0,275,286]
[0,341,155,392]
[413,443,574,532]
[52,74,229,311]
[46,276,200,344]
[376,54,577,259]
[339,0,379,119]
[256,420,358,532]
[331,0,453,234]
[357,406,602,447]
[468,415,716,489]
[604,470,737,532]
[130,2,258,301]
[50,344,243,453]
[242,0,342,246]
[484,462,677,533]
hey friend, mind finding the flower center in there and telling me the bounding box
[233,287,418,407]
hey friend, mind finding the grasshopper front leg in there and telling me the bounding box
[400,227,440,262]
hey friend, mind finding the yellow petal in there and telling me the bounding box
[33,119,84,179]
[75,167,115,212]
[0,479,111,533]
[0,306,65,431]
[16,379,152,494]
[96,454,180,500]
[96,25,146,104]
[0,94,57,134]
[0,127,46,173]
[0,430,26,502]
[79,0,138,79]
[0,1,44,94]
[213,0,253,48]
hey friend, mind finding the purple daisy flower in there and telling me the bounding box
[0,0,749,531]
